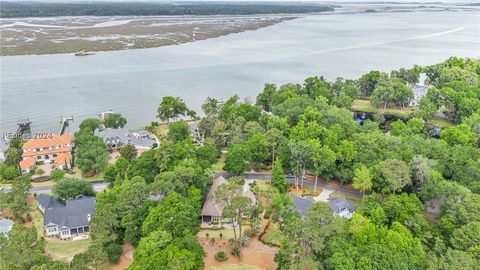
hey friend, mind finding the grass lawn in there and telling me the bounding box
[199,225,252,240]
[151,124,170,140]
[30,203,91,259]
[262,222,284,247]
[351,99,416,118]
[430,115,454,128]
[329,191,362,208]
[208,264,260,270]
[65,167,105,182]
[212,153,226,173]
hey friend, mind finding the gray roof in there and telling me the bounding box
[0,218,14,235]
[327,197,356,214]
[38,193,65,210]
[41,195,95,229]
[0,134,8,162]
[95,128,156,149]
[147,194,165,202]
[291,195,315,218]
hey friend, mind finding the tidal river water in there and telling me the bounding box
[1,11,479,133]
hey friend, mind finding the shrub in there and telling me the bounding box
[50,169,65,181]
[244,228,258,238]
[210,238,216,246]
[240,235,250,247]
[219,232,223,238]
[105,243,122,263]
[215,251,228,262]
[231,246,240,257]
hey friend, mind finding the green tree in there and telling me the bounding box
[103,113,127,128]
[0,175,31,221]
[52,178,95,200]
[265,128,285,162]
[167,120,191,143]
[352,165,373,207]
[358,70,387,97]
[376,158,411,194]
[0,164,20,181]
[272,157,288,193]
[79,118,102,131]
[157,96,190,123]
[223,145,251,175]
[256,83,277,111]
[127,150,159,183]
[308,140,336,192]
[440,124,477,146]
[4,147,22,167]
[142,192,200,237]
[119,144,137,161]
[75,132,109,175]
[50,168,65,181]
[0,225,48,270]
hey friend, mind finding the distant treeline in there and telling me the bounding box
[0,2,334,18]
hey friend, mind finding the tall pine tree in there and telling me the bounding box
[272,157,288,193]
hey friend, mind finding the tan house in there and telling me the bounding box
[20,133,74,173]
[201,176,257,226]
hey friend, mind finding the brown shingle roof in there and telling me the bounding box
[201,176,228,217]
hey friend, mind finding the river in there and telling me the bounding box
[1,10,479,133]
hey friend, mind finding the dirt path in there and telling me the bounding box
[104,243,134,270]
[200,215,278,270]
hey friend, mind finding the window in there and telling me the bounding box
[212,216,220,222]
[36,148,40,152]
[61,230,69,236]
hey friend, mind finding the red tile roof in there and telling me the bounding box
[19,157,35,170]
[22,133,73,150]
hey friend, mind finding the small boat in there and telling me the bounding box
[75,51,95,56]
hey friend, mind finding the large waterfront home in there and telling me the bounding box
[201,176,257,226]
[20,133,74,174]
[95,128,157,150]
[37,194,95,240]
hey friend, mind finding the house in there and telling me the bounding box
[37,194,95,240]
[290,195,356,219]
[201,176,257,225]
[0,218,14,236]
[290,195,316,218]
[95,128,156,150]
[0,135,8,163]
[327,197,356,219]
[20,133,74,174]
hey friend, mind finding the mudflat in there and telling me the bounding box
[0,15,295,56]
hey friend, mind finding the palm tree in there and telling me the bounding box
[352,165,373,207]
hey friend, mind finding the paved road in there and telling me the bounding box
[3,174,360,198]
[2,180,109,194]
